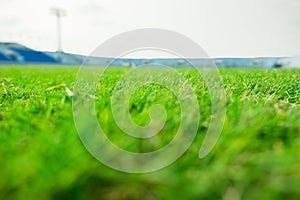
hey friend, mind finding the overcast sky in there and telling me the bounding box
[0,0,300,58]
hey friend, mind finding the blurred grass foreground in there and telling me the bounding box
[0,66,300,200]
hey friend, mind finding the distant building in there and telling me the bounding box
[0,42,298,68]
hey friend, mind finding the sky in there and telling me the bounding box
[0,0,300,58]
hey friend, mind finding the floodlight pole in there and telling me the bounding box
[50,8,66,52]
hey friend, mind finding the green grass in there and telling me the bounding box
[0,66,299,200]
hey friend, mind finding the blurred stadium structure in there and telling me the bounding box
[50,7,66,52]
[0,42,299,68]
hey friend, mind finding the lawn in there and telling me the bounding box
[0,66,299,200]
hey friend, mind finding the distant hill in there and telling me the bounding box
[0,43,299,68]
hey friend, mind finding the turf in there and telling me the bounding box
[0,66,299,200]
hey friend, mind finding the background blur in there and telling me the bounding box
[1,0,300,58]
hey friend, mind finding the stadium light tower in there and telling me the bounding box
[50,8,66,52]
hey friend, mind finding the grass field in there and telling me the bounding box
[0,66,299,200]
